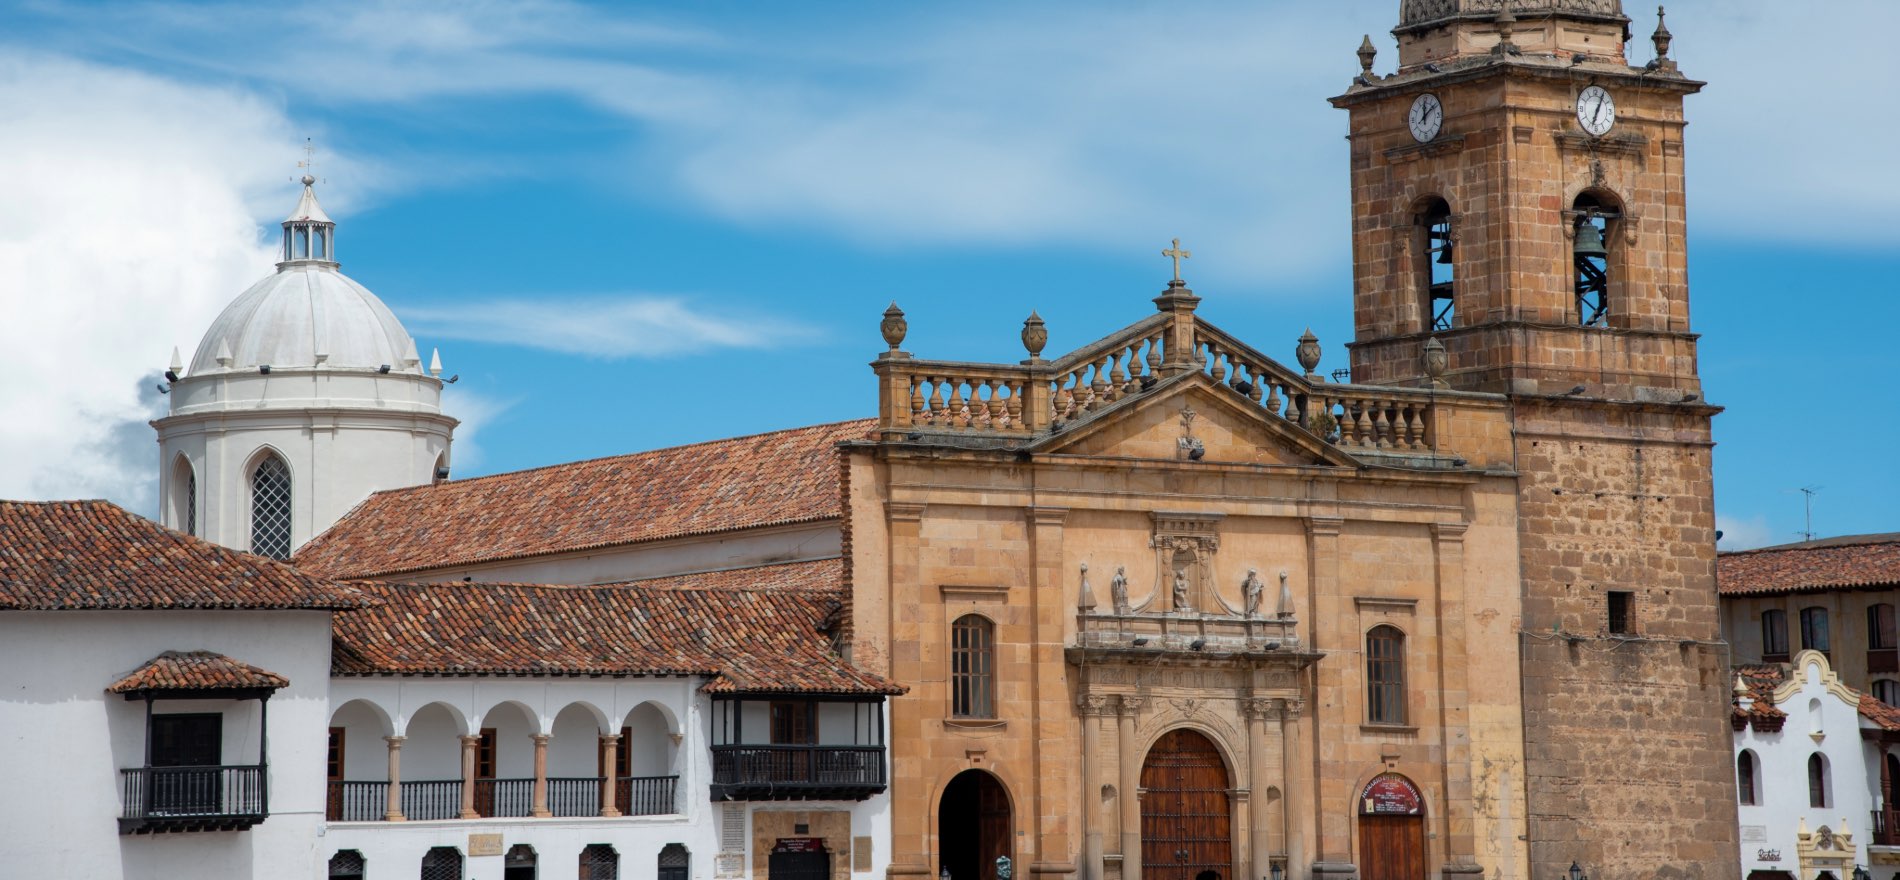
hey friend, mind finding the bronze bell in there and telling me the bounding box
[1573,222,1608,259]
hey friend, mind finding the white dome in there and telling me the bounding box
[189,265,418,373]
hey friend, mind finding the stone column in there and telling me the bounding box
[1027,505,1074,877]
[1118,695,1145,880]
[531,733,552,818]
[1303,516,1342,869]
[1230,789,1249,880]
[1246,699,1273,880]
[383,735,406,821]
[459,734,480,819]
[1081,695,1107,880]
[1278,700,1307,880]
[599,734,622,817]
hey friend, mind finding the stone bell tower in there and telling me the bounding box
[1333,4,1738,880]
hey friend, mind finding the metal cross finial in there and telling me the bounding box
[296,137,319,184]
[1162,238,1192,282]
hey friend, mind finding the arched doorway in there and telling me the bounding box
[939,769,1010,880]
[1141,729,1232,880]
[1358,774,1426,880]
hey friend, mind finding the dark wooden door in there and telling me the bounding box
[474,727,497,817]
[1140,729,1232,880]
[326,726,345,820]
[768,850,830,880]
[978,775,1010,879]
[150,713,222,815]
[1359,815,1427,880]
[940,769,1011,880]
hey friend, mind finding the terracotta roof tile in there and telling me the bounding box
[295,420,874,579]
[1861,693,1900,731]
[107,650,289,694]
[0,500,369,611]
[1731,664,1787,732]
[331,559,901,695]
[1718,533,1900,596]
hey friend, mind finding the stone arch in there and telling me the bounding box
[549,702,608,779]
[1567,185,1626,327]
[398,700,470,738]
[400,701,472,787]
[935,768,1014,880]
[618,701,678,778]
[477,700,541,782]
[1134,712,1245,773]
[472,698,546,736]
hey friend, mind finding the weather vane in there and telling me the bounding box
[295,137,319,184]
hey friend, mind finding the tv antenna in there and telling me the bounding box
[1796,486,1822,542]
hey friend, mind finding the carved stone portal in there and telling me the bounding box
[1150,512,1222,613]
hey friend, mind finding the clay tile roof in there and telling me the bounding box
[295,419,875,580]
[107,650,289,694]
[1731,664,1787,731]
[0,500,370,611]
[331,558,902,695]
[1717,533,1900,597]
[1861,693,1900,731]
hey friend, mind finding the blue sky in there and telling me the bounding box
[0,1,1894,549]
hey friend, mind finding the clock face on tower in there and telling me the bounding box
[1577,85,1616,136]
[1408,93,1443,143]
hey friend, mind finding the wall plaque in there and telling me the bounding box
[1739,825,1767,843]
[467,833,504,857]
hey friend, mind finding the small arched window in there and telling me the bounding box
[1807,753,1829,808]
[1367,625,1407,725]
[504,844,536,880]
[420,847,463,880]
[580,844,619,880]
[1736,751,1758,806]
[951,615,996,718]
[1761,609,1790,661]
[657,844,690,880]
[1418,198,1455,331]
[1572,192,1616,326]
[1800,606,1831,655]
[250,453,293,559]
[169,456,196,536]
[329,850,365,880]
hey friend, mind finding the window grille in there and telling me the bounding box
[1761,609,1789,659]
[658,844,690,880]
[250,455,293,559]
[183,466,197,536]
[1607,591,1634,635]
[1807,754,1829,808]
[329,850,365,880]
[1736,752,1757,806]
[1800,607,1831,655]
[580,844,619,880]
[1366,625,1407,725]
[951,615,996,718]
[420,847,462,880]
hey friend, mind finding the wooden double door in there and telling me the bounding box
[1140,729,1232,880]
[1358,815,1426,880]
[939,769,1010,880]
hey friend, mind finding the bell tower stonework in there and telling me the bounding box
[1333,3,1738,879]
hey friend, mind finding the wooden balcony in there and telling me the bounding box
[325,776,679,821]
[119,765,267,834]
[1874,809,1899,847]
[710,744,886,801]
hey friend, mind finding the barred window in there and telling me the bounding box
[504,844,536,880]
[1761,609,1789,660]
[329,850,365,880]
[1366,625,1407,725]
[951,615,996,718]
[250,454,293,559]
[1800,607,1830,655]
[580,844,619,880]
[1807,753,1829,808]
[658,844,690,880]
[1736,751,1757,806]
[420,847,462,880]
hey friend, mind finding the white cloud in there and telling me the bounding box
[402,296,808,358]
[1716,514,1777,551]
[0,53,307,511]
[437,387,512,474]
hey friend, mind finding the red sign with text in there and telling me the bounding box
[1360,775,1423,815]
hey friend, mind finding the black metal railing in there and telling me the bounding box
[472,778,533,818]
[121,765,266,821]
[618,775,679,816]
[711,745,885,787]
[546,777,599,817]
[327,781,389,821]
[400,780,464,821]
[1874,808,1899,846]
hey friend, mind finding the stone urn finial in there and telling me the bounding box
[1493,9,1517,54]
[1296,328,1322,381]
[1422,336,1448,388]
[1022,311,1048,362]
[1650,6,1675,69]
[1357,35,1377,77]
[881,302,908,354]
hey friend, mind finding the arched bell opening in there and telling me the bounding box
[1570,191,1621,327]
[1414,197,1456,332]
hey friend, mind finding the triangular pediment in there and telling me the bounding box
[1031,373,1358,467]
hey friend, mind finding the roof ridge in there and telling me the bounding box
[353,417,874,499]
[1722,532,1900,555]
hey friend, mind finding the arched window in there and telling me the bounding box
[328,850,365,880]
[1807,753,1829,808]
[1418,198,1455,331]
[420,847,463,880]
[1366,625,1407,725]
[169,456,196,536]
[950,615,996,719]
[658,844,690,880]
[1736,751,1758,806]
[1800,607,1831,655]
[580,844,619,880]
[1761,609,1789,661]
[250,453,292,559]
[504,844,536,880]
[1571,192,1616,326]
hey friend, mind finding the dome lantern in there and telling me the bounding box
[280,174,337,268]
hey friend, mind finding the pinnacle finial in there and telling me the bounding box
[1494,8,1517,53]
[880,302,908,353]
[1021,311,1048,361]
[1651,5,1674,61]
[1357,35,1377,76]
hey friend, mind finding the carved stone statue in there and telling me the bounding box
[1172,566,1192,612]
[1241,568,1264,617]
[1277,569,1293,618]
[1110,566,1131,615]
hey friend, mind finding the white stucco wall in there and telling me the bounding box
[1734,652,1895,880]
[0,609,335,880]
